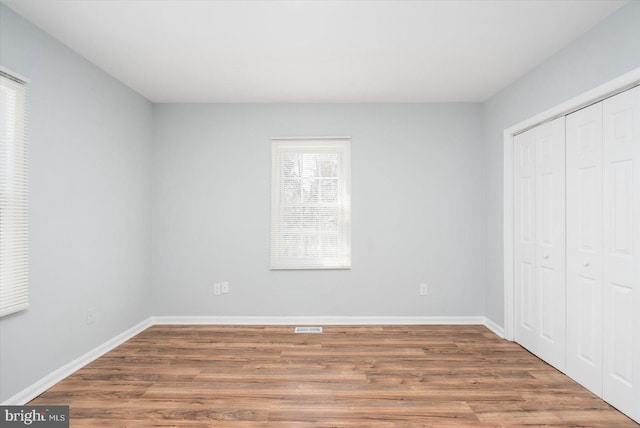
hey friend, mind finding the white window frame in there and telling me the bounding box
[270,137,351,270]
[0,66,30,318]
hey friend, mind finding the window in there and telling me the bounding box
[0,68,29,317]
[271,138,351,269]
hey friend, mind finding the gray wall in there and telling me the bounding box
[483,1,640,326]
[0,5,153,401]
[152,103,485,317]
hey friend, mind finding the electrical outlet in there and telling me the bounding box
[419,283,428,296]
[213,283,221,295]
[86,308,95,324]
[221,281,229,294]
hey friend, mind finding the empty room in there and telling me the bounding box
[1,0,639,426]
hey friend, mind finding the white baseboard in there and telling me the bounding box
[2,317,153,405]
[152,315,489,326]
[482,317,505,338]
[153,315,505,337]
[3,314,505,405]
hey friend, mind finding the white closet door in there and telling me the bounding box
[514,117,566,371]
[514,128,537,353]
[566,102,604,394]
[534,118,566,370]
[602,85,640,422]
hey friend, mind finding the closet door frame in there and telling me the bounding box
[503,67,640,341]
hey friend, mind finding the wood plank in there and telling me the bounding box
[28,325,639,426]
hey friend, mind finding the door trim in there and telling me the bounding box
[503,67,640,341]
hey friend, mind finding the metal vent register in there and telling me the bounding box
[294,326,323,333]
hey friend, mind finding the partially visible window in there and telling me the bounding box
[0,67,29,317]
[271,138,351,270]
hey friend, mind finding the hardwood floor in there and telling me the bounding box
[30,325,638,427]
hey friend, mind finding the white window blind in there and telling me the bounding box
[0,68,29,317]
[271,138,351,270]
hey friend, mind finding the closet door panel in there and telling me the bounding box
[566,102,604,394]
[534,117,566,371]
[602,85,640,422]
[514,129,537,353]
[514,117,566,369]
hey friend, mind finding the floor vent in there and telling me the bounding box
[294,326,323,334]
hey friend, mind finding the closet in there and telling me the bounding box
[513,85,640,422]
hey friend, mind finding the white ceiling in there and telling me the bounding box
[2,0,628,103]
